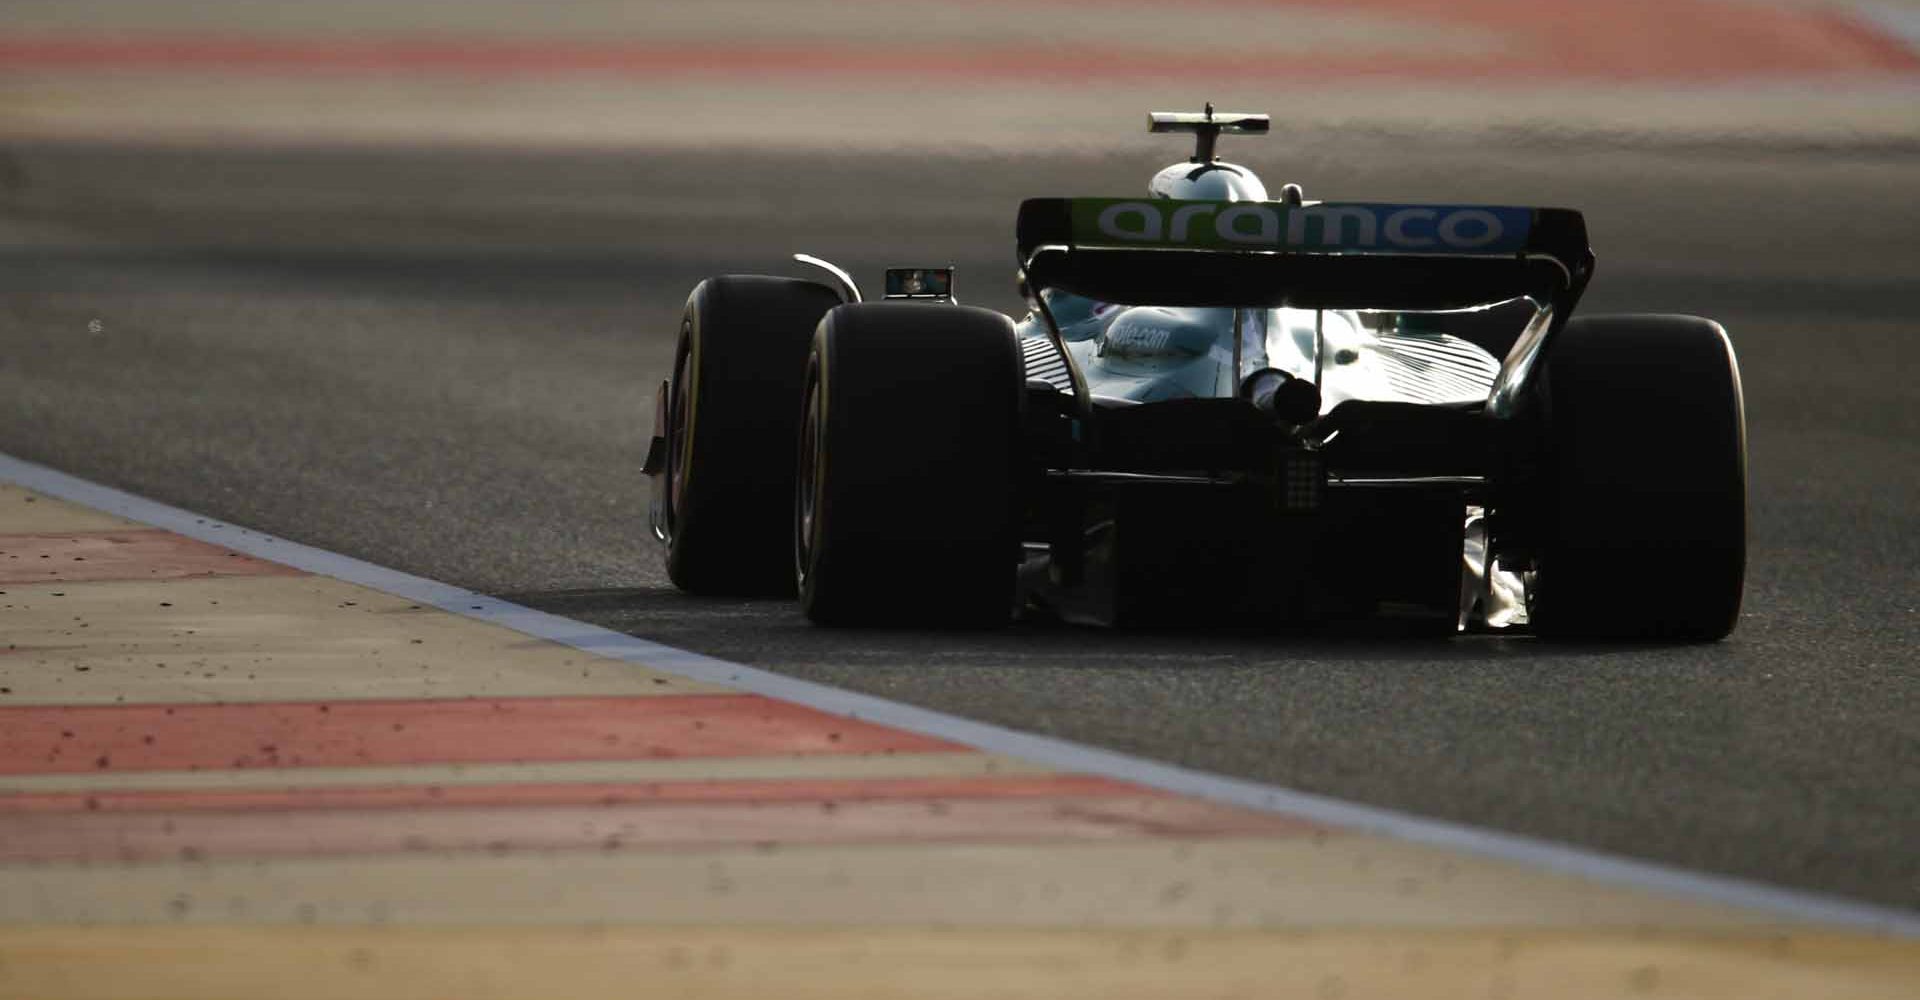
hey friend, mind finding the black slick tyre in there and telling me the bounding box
[1526,314,1747,640]
[796,303,1024,627]
[664,275,842,596]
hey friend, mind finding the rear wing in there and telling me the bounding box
[1016,198,1594,316]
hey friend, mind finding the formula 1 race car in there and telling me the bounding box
[645,108,1747,639]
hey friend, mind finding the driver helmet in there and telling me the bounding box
[1148,160,1269,201]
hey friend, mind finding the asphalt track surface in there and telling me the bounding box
[2,133,1917,912]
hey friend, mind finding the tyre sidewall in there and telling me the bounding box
[1525,314,1747,640]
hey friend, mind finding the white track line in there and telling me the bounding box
[3,451,1916,936]
[1853,2,1920,57]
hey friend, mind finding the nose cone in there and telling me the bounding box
[1149,160,1269,202]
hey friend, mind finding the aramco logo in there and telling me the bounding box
[1087,200,1527,253]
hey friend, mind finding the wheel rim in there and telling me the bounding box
[795,369,823,584]
[668,346,693,528]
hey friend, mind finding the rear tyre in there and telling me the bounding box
[664,275,842,596]
[797,303,1025,627]
[1525,314,1747,640]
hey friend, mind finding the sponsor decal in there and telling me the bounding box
[1071,199,1531,254]
[1103,318,1206,360]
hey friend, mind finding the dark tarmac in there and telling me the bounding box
[2,134,1916,909]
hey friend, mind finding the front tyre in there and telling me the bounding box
[1526,314,1747,640]
[797,303,1025,627]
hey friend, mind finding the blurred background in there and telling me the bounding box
[3,0,1916,294]
[4,0,1918,145]
[3,0,1920,909]
[4,0,1917,267]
